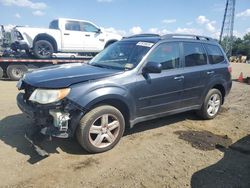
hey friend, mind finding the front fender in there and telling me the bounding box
[68,85,136,120]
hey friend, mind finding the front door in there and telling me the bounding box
[134,42,184,117]
[81,22,105,51]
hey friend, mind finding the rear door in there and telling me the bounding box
[135,42,183,117]
[180,42,209,108]
[61,21,85,51]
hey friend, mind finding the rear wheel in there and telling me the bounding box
[0,66,3,79]
[7,64,28,81]
[76,105,125,153]
[197,89,222,119]
[33,40,54,59]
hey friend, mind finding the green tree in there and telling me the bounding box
[230,32,250,59]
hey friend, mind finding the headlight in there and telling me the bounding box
[29,88,70,104]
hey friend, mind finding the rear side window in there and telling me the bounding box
[204,44,225,64]
[183,42,207,67]
[49,20,58,29]
[147,42,180,70]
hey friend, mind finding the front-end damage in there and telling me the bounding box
[16,81,85,156]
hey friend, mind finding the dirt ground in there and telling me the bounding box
[0,63,250,188]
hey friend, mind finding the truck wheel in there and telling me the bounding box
[76,105,125,153]
[0,67,3,79]
[33,40,54,59]
[7,64,28,81]
[197,89,222,120]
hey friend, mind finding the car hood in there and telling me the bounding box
[23,63,122,88]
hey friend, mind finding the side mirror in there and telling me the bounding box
[96,28,102,33]
[143,62,162,74]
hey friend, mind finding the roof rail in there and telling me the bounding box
[161,34,213,41]
[125,33,160,39]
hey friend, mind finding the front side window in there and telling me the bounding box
[82,22,99,33]
[89,41,154,70]
[147,42,180,70]
[65,21,81,31]
[183,42,207,67]
[204,44,225,64]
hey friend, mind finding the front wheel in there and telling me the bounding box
[33,40,54,59]
[197,89,222,120]
[76,105,125,153]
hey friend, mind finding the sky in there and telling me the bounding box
[0,0,250,39]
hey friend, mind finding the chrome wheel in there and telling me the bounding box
[89,114,120,148]
[207,93,221,116]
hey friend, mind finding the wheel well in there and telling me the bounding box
[104,40,117,48]
[33,34,58,52]
[91,99,130,129]
[213,84,226,104]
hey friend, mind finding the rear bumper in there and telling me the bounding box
[225,80,232,97]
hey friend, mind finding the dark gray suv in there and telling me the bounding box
[16,34,232,153]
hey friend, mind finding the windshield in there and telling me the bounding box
[89,41,154,70]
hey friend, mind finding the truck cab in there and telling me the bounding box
[10,18,122,59]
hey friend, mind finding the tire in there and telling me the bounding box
[197,89,222,120]
[0,66,3,79]
[76,105,125,153]
[33,40,54,59]
[7,64,28,81]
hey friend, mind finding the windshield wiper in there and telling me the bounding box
[91,63,112,69]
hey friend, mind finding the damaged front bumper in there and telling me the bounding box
[17,92,84,138]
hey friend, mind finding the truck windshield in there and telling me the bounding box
[89,41,154,70]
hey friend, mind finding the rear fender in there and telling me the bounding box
[201,76,228,105]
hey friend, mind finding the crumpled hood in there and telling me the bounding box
[23,63,122,88]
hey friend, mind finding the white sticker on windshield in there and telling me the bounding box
[136,42,154,48]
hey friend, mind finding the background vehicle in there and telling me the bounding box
[16,34,232,154]
[0,57,90,81]
[10,18,122,59]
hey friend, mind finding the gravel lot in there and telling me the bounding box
[0,63,249,188]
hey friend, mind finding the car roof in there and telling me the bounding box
[122,34,161,43]
[122,33,218,45]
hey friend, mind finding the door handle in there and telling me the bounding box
[64,33,70,35]
[85,34,90,37]
[174,76,184,80]
[207,71,215,75]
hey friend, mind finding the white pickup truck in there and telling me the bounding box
[10,18,122,59]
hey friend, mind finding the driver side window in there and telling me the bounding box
[147,42,180,70]
[82,22,99,33]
